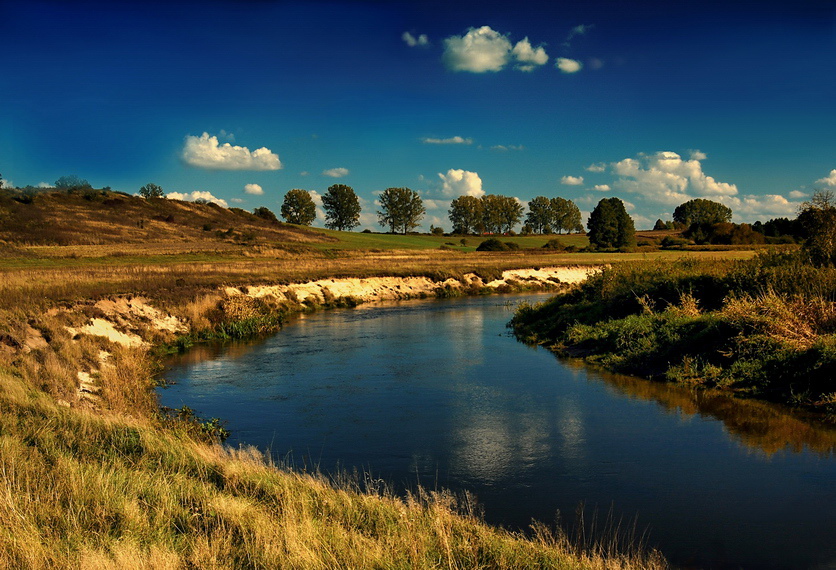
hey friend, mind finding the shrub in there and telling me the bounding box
[542,238,565,250]
[253,206,279,224]
[504,241,520,250]
[476,238,509,252]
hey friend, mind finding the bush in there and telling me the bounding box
[476,238,509,251]
[542,238,565,250]
[253,206,279,224]
[504,241,520,250]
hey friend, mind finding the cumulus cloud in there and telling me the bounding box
[181,133,281,171]
[439,169,484,197]
[585,163,606,172]
[815,169,836,187]
[612,151,738,206]
[243,183,264,195]
[422,136,473,145]
[166,190,228,208]
[789,190,808,199]
[689,149,708,161]
[322,167,349,178]
[723,194,799,221]
[443,26,512,73]
[592,184,611,192]
[423,199,451,210]
[0,178,13,189]
[512,37,548,72]
[402,31,429,47]
[561,175,584,185]
[556,57,582,73]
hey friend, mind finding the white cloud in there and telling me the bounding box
[612,151,738,206]
[585,163,606,172]
[423,199,451,210]
[231,198,244,204]
[37,182,51,188]
[422,136,473,145]
[322,167,349,178]
[443,26,512,73]
[166,190,228,208]
[438,169,484,197]
[182,133,281,171]
[218,129,235,142]
[243,183,264,195]
[402,31,429,47]
[722,194,800,221]
[789,190,808,199]
[491,144,524,151]
[689,149,708,161]
[0,178,13,188]
[308,190,323,206]
[592,184,611,192]
[561,175,584,185]
[512,37,548,72]
[566,24,592,43]
[300,171,310,176]
[815,169,836,187]
[556,57,582,73]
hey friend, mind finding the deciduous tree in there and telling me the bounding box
[798,190,836,265]
[322,184,361,231]
[551,197,583,234]
[377,187,425,234]
[673,198,732,226]
[281,189,317,225]
[139,183,164,199]
[525,196,552,234]
[587,197,635,249]
[448,195,483,234]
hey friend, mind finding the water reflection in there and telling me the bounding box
[579,361,836,457]
[160,294,836,568]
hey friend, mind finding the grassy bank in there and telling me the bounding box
[511,252,836,416]
[0,242,672,568]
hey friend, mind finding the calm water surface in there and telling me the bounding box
[160,294,836,569]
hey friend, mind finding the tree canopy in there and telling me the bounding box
[139,183,164,199]
[281,189,317,226]
[798,190,836,265]
[550,197,583,234]
[377,187,425,234]
[322,184,361,231]
[673,198,732,226]
[481,194,523,234]
[587,197,635,249]
[448,195,483,234]
[54,175,90,189]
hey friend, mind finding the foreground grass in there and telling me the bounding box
[511,252,836,415]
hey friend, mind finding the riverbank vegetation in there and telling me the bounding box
[511,251,836,417]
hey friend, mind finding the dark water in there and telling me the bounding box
[160,294,836,569]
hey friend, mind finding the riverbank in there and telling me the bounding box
[511,252,836,418]
[1,260,672,569]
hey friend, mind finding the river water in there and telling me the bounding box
[159,294,836,569]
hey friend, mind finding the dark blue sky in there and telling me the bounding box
[2,0,834,228]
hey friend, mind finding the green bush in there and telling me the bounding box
[476,238,509,251]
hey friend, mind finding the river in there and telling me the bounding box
[159,293,836,569]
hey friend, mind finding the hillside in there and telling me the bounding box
[0,189,334,246]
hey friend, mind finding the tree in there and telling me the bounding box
[587,197,635,249]
[525,196,552,234]
[377,187,425,234]
[551,197,583,234]
[798,190,836,265]
[494,195,524,234]
[448,195,483,234]
[673,198,732,226]
[653,219,667,231]
[54,175,90,190]
[322,184,361,231]
[253,206,279,224]
[139,183,164,199]
[281,189,317,225]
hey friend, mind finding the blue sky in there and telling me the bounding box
[1,0,834,230]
